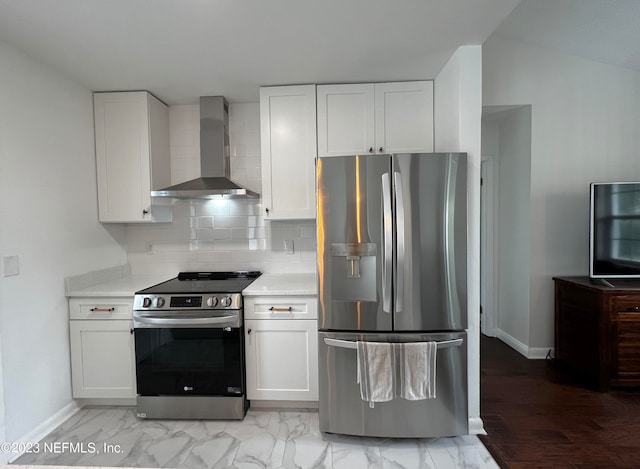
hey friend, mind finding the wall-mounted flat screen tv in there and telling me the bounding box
[590,182,640,278]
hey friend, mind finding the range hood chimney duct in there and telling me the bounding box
[151,96,259,199]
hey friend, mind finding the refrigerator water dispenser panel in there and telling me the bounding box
[331,243,377,278]
[330,243,377,301]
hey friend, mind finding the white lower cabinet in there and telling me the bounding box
[69,298,136,399]
[245,296,318,401]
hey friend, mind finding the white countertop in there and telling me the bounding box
[66,274,171,298]
[243,273,317,296]
[65,272,317,298]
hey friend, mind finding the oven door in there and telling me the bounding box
[133,311,244,397]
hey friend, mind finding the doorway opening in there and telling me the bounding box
[480,105,532,354]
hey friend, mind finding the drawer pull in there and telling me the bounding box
[269,307,293,312]
[624,306,640,312]
[90,307,115,312]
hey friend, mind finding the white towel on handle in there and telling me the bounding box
[356,341,394,406]
[396,341,437,400]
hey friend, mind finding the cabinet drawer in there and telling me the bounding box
[611,296,640,317]
[69,298,133,320]
[244,296,317,320]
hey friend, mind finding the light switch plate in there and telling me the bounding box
[284,240,295,254]
[3,256,19,277]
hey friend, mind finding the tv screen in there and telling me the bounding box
[590,182,640,278]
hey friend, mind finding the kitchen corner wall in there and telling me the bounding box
[126,103,317,275]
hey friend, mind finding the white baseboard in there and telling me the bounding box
[77,397,136,407]
[249,400,318,410]
[8,400,82,463]
[528,346,553,360]
[468,417,486,435]
[495,329,552,360]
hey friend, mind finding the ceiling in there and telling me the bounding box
[491,0,640,73]
[0,0,518,104]
[0,0,638,105]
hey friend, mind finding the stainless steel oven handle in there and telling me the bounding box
[133,315,238,327]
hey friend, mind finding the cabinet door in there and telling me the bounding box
[69,320,136,398]
[317,84,375,157]
[375,81,434,154]
[94,91,171,223]
[611,297,640,384]
[245,319,318,401]
[260,85,317,219]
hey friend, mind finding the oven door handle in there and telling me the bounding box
[133,315,239,328]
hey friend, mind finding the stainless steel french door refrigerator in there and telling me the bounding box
[317,152,468,438]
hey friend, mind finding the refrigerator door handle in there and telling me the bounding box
[323,337,463,350]
[381,172,393,313]
[443,154,461,321]
[393,171,405,313]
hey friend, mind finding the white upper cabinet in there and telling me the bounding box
[374,81,434,154]
[94,91,172,223]
[317,84,375,157]
[317,81,434,157]
[260,85,317,220]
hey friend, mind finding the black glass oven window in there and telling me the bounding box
[134,328,243,396]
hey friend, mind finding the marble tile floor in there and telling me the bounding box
[12,407,498,469]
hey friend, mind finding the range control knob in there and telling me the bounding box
[154,297,166,308]
[220,296,233,307]
[142,297,152,308]
[207,296,219,307]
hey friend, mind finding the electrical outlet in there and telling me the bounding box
[284,240,294,254]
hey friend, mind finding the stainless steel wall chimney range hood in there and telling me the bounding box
[151,96,259,199]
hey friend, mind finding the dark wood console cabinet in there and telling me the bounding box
[554,276,640,390]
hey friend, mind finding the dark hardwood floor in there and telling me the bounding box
[479,335,640,468]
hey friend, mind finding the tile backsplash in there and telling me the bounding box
[126,103,316,275]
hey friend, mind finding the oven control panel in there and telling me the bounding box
[133,293,242,310]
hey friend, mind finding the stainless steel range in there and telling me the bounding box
[132,271,261,420]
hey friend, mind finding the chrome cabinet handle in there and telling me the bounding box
[90,307,115,312]
[381,172,393,313]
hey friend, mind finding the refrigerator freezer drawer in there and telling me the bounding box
[318,331,468,438]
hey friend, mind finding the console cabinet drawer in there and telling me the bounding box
[611,296,640,316]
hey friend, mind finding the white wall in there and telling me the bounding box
[127,103,316,275]
[434,45,483,434]
[0,40,127,443]
[483,34,640,350]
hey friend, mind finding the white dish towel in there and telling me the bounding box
[356,341,437,407]
[356,341,394,407]
[396,341,437,400]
